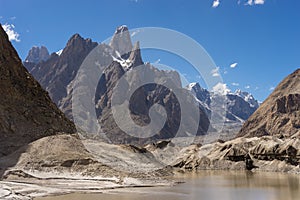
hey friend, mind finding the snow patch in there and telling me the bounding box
[187,82,198,90]
[112,51,133,70]
[234,89,258,108]
[56,49,63,56]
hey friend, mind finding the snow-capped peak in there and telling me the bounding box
[234,89,259,108]
[115,25,128,34]
[187,82,198,90]
[212,83,231,96]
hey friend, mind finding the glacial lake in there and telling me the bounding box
[36,171,300,200]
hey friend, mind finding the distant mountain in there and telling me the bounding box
[24,26,210,143]
[187,82,259,124]
[24,33,99,116]
[238,69,300,137]
[24,46,50,64]
[0,24,76,156]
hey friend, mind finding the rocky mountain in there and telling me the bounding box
[24,34,99,114]
[94,62,210,143]
[187,82,259,124]
[24,46,50,64]
[170,69,300,173]
[238,69,300,138]
[23,46,50,72]
[23,26,210,143]
[109,25,133,58]
[0,24,76,157]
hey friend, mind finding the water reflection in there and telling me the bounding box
[36,171,300,200]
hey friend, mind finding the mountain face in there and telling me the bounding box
[0,25,76,156]
[109,25,133,58]
[24,46,50,64]
[24,26,210,143]
[24,34,99,115]
[187,82,259,124]
[238,69,300,138]
[95,61,210,143]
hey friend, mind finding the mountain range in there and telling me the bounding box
[23,26,259,142]
[24,26,211,143]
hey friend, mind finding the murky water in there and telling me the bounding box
[36,171,300,200]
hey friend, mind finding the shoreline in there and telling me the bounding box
[1,168,300,200]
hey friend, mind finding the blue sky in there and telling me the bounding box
[0,0,299,101]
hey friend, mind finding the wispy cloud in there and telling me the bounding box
[269,86,275,91]
[246,0,265,6]
[211,67,221,77]
[10,16,16,20]
[212,0,265,7]
[232,82,240,86]
[245,85,251,89]
[212,0,220,8]
[2,24,20,42]
[254,0,265,4]
[230,62,238,68]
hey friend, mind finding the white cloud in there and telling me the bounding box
[212,0,220,8]
[232,82,240,86]
[246,0,265,6]
[212,0,265,7]
[269,86,275,91]
[211,67,220,77]
[245,85,250,89]
[254,0,265,4]
[246,0,253,5]
[2,24,20,42]
[212,83,231,95]
[230,62,238,68]
[10,16,16,20]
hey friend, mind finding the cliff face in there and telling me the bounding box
[238,69,300,138]
[0,25,76,156]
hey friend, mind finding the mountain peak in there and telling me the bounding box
[70,33,83,40]
[115,25,129,34]
[25,45,50,63]
[187,82,201,90]
[110,25,133,58]
[62,33,97,57]
[128,41,143,67]
[66,33,86,47]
